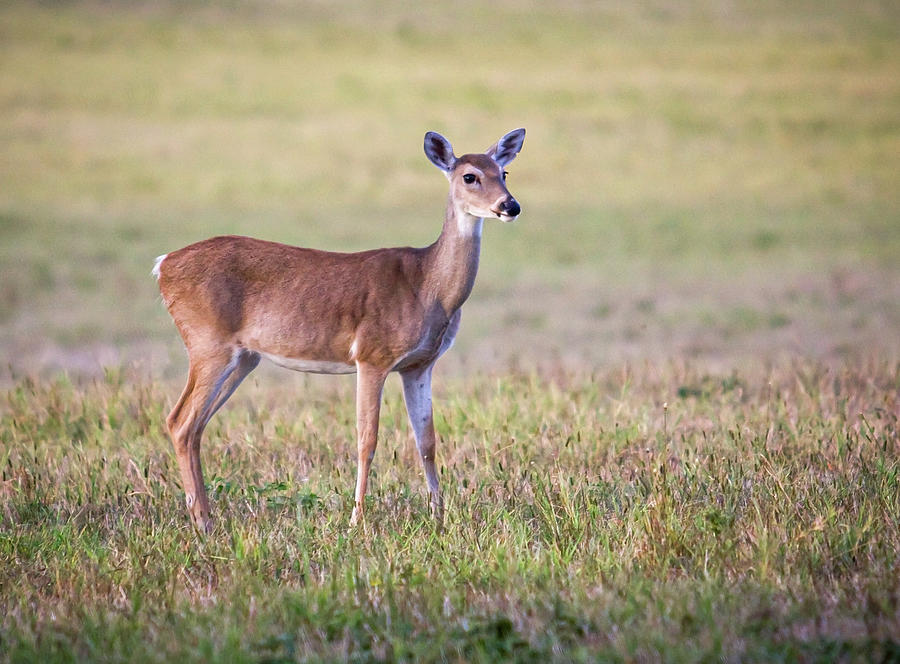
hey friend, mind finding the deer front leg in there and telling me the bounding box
[401,364,444,527]
[351,363,388,526]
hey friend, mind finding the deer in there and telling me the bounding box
[153,128,525,533]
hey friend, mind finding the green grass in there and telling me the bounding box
[1,362,898,662]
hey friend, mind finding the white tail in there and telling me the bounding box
[155,129,525,532]
[151,254,166,280]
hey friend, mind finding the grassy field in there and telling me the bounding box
[1,0,900,661]
[2,364,899,661]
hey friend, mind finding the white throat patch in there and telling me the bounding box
[457,215,484,237]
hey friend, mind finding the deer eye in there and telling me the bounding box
[462,173,477,184]
[502,171,508,181]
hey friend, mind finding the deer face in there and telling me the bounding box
[450,154,521,222]
[424,128,525,223]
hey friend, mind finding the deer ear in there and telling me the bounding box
[486,128,526,167]
[424,132,456,173]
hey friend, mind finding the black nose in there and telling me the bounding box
[500,198,521,217]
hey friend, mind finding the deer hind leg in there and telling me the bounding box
[166,347,259,532]
[401,365,444,527]
[350,362,388,526]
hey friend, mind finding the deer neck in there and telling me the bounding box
[424,197,483,315]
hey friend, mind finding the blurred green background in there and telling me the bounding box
[1,0,898,378]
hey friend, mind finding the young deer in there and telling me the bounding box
[154,128,525,532]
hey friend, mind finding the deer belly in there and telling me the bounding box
[258,351,356,375]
